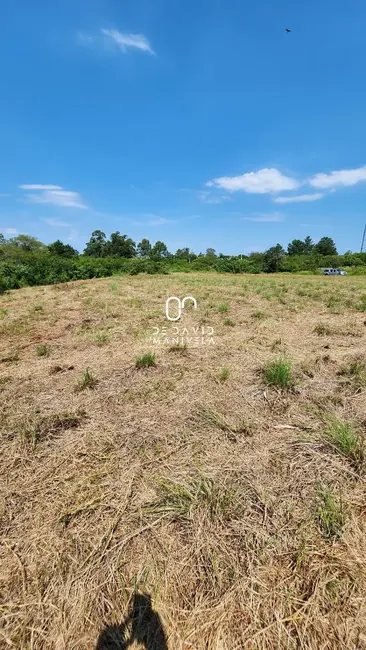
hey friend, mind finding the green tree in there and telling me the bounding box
[304,236,314,253]
[287,239,307,255]
[8,234,45,252]
[263,244,286,272]
[0,233,5,245]
[151,241,169,259]
[84,230,107,257]
[249,251,265,269]
[48,240,78,257]
[175,247,192,260]
[137,238,152,258]
[105,232,136,258]
[206,247,217,258]
[315,237,337,256]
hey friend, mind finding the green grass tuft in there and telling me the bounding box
[218,303,228,313]
[325,419,364,470]
[36,344,50,357]
[95,332,109,346]
[135,352,156,368]
[144,476,239,523]
[251,310,265,319]
[263,358,293,388]
[313,323,332,336]
[315,487,345,540]
[218,366,230,382]
[75,368,98,391]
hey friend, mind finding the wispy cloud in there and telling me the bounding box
[207,168,299,194]
[309,166,366,189]
[299,222,328,227]
[198,191,231,204]
[2,227,17,234]
[273,192,324,204]
[0,193,10,197]
[43,218,71,227]
[77,31,94,45]
[19,185,87,209]
[101,29,154,55]
[67,229,78,242]
[19,184,62,190]
[241,212,284,223]
[148,217,172,226]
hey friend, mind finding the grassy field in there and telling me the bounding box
[1,272,366,650]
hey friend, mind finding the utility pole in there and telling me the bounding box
[361,224,366,253]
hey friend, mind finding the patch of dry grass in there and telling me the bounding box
[1,272,366,649]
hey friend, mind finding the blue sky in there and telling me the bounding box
[1,0,366,254]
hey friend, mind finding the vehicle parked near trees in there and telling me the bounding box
[322,268,347,276]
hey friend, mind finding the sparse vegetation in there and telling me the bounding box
[94,332,109,346]
[338,358,366,385]
[75,368,98,391]
[20,412,82,446]
[169,342,188,354]
[313,323,332,336]
[223,317,234,326]
[251,310,265,319]
[1,272,366,650]
[218,303,228,313]
[1,349,19,363]
[144,475,239,523]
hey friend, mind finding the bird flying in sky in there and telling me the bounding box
[285,28,291,32]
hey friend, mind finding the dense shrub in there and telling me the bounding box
[1,246,366,292]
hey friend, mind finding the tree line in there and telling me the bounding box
[1,231,365,292]
[0,230,339,259]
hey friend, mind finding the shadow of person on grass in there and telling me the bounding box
[95,593,168,650]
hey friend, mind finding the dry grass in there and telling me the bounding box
[1,272,366,649]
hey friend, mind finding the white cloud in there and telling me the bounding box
[20,185,87,209]
[242,212,284,223]
[43,218,71,227]
[0,193,9,197]
[101,29,154,55]
[309,166,366,189]
[273,192,324,204]
[2,227,17,234]
[207,168,299,194]
[19,184,62,190]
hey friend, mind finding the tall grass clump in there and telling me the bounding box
[135,352,156,368]
[263,358,293,388]
[315,487,345,540]
[325,419,364,470]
